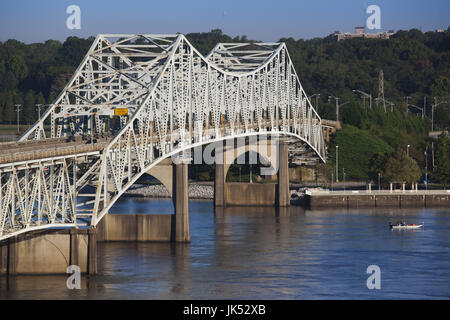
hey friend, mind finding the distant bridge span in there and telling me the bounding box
[0,34,325,241]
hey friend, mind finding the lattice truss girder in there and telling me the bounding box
[0,34,325,240]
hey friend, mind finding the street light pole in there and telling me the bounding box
[407,145,410,157]
[378,172,381,191]
[352,90,372,110]
[14,104,22,133]
[35,103,43,121]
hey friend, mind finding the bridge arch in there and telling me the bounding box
[94,131,312,226]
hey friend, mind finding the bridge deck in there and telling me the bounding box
[0,136,109,166]
[0,118,321,167]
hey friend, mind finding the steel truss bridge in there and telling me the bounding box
[0,34,325,241]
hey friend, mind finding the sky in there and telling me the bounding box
[0,0,449,43]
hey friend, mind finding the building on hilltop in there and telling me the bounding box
[334,27,394,41]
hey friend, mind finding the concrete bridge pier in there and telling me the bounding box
[0,228,97,275]
[213,138,290,207]
[172,160,190,242]
[97,158,190,243]
[277,140,290,207]
[214,142,226,207]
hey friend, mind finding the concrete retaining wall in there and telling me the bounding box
[309,195,348,209]
[225,183,276,206]
[308,193,450,209]
[0,228,96,275]
[425,194,450,207]
[97,214,172,242]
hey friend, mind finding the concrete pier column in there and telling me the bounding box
[0,238,16,275]
[277,140,290,207]
[0,241,6,274]
[172,161,190,242]
[70,229,80,267]
[88,228,97,275]
[214,141,226,207]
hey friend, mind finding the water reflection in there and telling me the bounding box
[1,199,449,299]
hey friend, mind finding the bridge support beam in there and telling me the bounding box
[277,140,290,207]
[172,161,190,242]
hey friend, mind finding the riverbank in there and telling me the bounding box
[123,183,214,199]
[122,183,317,203]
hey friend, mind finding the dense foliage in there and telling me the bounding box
[281,28,450,130]
[328,123,394,180]
[435,133,450,185]
[0,28,448,183]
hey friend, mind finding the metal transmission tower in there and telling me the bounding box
[378,70,386,112]
[0,34,325,241]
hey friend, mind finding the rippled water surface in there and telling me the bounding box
[1,198,449,299]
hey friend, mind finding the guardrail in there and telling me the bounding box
[305,189,450,196]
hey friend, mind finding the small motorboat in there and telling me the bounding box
[389,221,424,230]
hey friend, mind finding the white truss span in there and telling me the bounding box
[0,34,325,240]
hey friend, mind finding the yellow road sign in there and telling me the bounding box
[114,108,128,116]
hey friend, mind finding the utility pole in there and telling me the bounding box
[405,96,410,114]
[315,94,320,114]
[378,70,386,112]
[432,142,435,172]
[352,90,372,110]
[335,145,339,183]
[432,97,436,131]
[343,168,346,191]
[335,97,339,121]
[328,95,341,121]
[14,104,22,133]
[423,96,426,119]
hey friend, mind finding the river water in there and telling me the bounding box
[1,198,449,299]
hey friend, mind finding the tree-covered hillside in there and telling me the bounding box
[0,28,449,183]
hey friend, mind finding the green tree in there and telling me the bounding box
[434,133,450,185]
[23,90,35,124]
[383,149,421,184]
[330,125,394,180]
[368,152,392,183]
[2,91,15,124]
